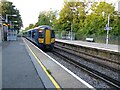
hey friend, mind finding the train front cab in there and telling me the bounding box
[38,28,55,50]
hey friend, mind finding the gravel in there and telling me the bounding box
[55,48,119,82]
[46,52,112,88]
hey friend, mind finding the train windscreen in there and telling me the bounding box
[39,30,44,38]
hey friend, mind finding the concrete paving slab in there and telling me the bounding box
[23,39,56,89]
[2,38,45,88]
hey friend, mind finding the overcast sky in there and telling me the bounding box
[8,0,119,29]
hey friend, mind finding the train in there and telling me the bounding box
[23,25,55,50]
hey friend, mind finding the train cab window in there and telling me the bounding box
[39,30,44,38]
[51,30,55,38]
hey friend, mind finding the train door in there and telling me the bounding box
[45,29,50,45]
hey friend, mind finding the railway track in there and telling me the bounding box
[55,43,120,71]
[50,46,120,89]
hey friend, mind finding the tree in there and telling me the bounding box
[55,1,87,32]
[53,1,119,41]
[37,11,50,25]
[0,1,2,14]
[88,2,119,36]
[1,1,23,32]
[36,10,57,28]
[24,24,35,31]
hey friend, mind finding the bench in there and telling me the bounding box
[86,38,94,42]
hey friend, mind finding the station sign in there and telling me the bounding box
[104,27,112,30]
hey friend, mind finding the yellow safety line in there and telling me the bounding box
[23,39,61,90]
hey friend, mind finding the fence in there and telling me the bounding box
[55,31,75,40]
[55,31,119,45]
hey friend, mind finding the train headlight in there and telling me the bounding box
[38,38,44,43]
[51,38,55,43]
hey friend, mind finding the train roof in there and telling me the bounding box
[36,25,53,30]
[27,25,53,32]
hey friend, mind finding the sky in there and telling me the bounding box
[8,0,64,29]
[8,0,119,29]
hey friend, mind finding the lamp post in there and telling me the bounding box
[6,14,17,23]
[106,14,110,44]
[5,14,17,30]
[0,14,2,42]
[0,14,7,41]
[104,14,112,45]
[68,7,76,41]
[70,22,72,40]
[5,14,17,41]
[67,21,72,40]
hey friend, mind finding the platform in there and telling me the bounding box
[2,37,55,89]
[55,39,119,70]
[55,39,119,53]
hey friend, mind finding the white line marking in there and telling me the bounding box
[24,38,95,89]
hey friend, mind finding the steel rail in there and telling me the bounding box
[52,47,120,89]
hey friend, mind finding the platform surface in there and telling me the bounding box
[2,37,54,89]
[55,39,119,53]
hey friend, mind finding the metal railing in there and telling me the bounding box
[55,31,119,45]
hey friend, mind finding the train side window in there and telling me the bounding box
[32,32,36,38]
[28,31,31,37]
[51,30,55,38]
